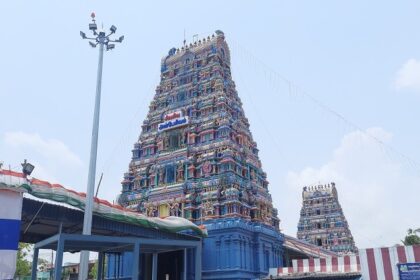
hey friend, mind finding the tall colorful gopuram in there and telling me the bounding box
[118,30,283,279]
[296,183,357,255]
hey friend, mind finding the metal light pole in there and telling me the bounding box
[79,13,124,280]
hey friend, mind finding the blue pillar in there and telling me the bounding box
[152,253,158,280]
[132,242,140,280]
[183,249,187,280]
[235,239,240,268]
[31,248,39,280]
[195,242,202,280]
[97,252,104,280]
[54,237,64,280]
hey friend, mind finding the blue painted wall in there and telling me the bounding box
[106,218,283,280]
[201,218,283,280]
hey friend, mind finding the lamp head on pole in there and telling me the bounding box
[21,159,35,176]
[80,13,124,51]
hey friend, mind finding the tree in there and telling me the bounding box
[15,243,32,278]
[89,262,98,280]
[38,257,50,271]
[402,228,420,246]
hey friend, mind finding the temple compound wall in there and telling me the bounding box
[109,30,283,279]
[297,183,357,255]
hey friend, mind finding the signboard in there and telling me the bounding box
[398,263,420,280]
[158,111,189,132]
[163,111,182,121]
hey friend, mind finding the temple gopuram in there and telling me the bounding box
[117,30,283,279]
[296,183,357,255]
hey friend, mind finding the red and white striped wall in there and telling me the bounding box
[359,245,420,280]
[269,255,360,276]
[269,245,420,279]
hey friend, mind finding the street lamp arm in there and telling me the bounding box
[109,38,124,43]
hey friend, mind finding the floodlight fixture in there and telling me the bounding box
[81,13,124,53]
[107,44,115,51]
[21,159,35,176]
[89,23,97,31]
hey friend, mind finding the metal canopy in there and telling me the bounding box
[32,233,142,280]
[31,233,202,280]
[20,197,199,244]
[34,233,139,253]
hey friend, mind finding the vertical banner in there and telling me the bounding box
[0,190,23,280]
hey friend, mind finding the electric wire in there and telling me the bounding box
[229,38,420,175]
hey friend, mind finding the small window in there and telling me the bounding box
[201,133,214,142]
[169,133,180,149]
[178,92,186,101]
[165,165,175,183]
[317,238,322,246]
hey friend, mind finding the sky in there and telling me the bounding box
[1,0,420,252]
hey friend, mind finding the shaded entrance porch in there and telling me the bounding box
[30,233,201,280]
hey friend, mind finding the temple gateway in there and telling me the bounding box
[297,183,357,255]
[114,30,283,279]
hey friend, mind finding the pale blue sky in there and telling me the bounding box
[1,1,419,248]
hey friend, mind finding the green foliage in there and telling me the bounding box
[15,243,32,277]
[38,258,49,272]
[402,228,420,246]
[62,268,71,279]
[89,262,98,280]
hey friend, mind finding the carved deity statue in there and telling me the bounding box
[147,205,157,217]
[159,168,164,185]
[203,200,214,216]
[177,163,184,182]
[170,199,180,216]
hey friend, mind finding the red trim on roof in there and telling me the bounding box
[31,178,52,187]
[0,169,26,178]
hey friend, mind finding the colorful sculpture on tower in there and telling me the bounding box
[297,183,358,255]
[118,30,283,279]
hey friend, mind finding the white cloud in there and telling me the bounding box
[0,131,120,204]
[275,127,420,249]
[4,132,82,167]
[1,131,84,189]
[395,58,420,91]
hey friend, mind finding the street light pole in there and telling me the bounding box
[79,13,124,280]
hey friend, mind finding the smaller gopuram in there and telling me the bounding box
[296,183,357,255]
